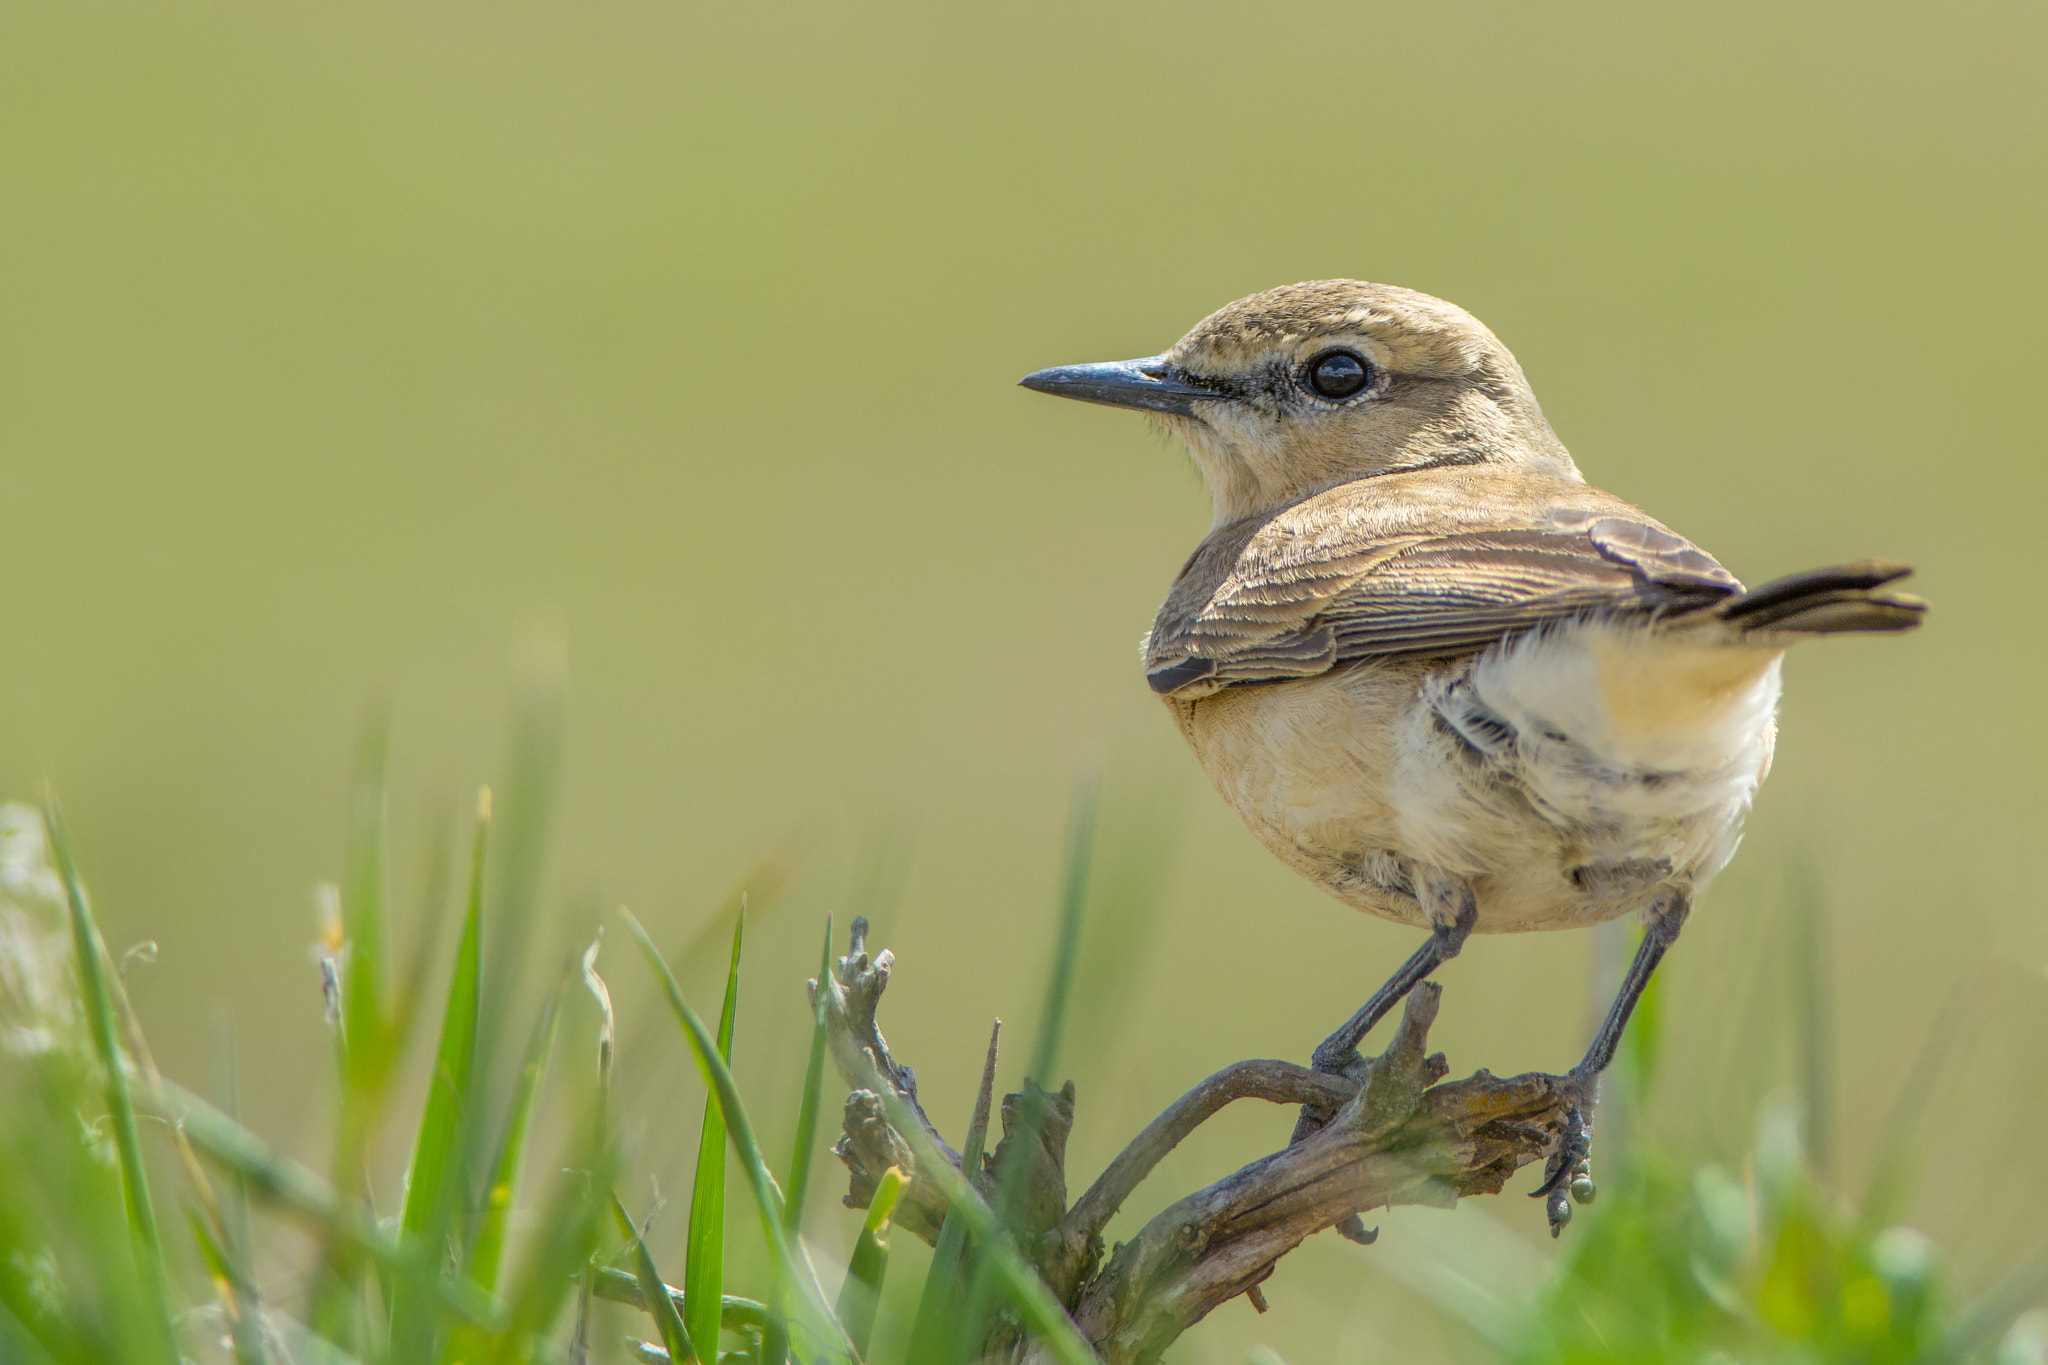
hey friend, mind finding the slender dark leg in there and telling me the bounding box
[1311,872,1478,1077]
[1532,888,1692,1236]
[1296,872,1476,1144]
[1308,922,1466,1076]
[1297,875,1478,1245]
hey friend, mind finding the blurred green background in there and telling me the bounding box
[3,1,2044,1359]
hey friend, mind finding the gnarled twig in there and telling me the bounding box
[815,917,964,1241]
[813,923,1572,1365]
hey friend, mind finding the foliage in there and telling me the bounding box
[1365,937,2048,1365]
[1483,1110,1950,1365]
[0,700,1101,1365]
[0,727,2043,1364]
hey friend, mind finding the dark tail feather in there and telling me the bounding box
[1721,560,1927,635]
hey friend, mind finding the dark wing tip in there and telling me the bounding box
[1724,561,1918,622]
[1146,656,1217,695]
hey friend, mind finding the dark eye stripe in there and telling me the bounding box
[1305,349,1372,400]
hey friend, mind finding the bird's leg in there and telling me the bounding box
[1296,874,1476,1247]
[1532,886,1692,1236]
[1309,869,1477,1080]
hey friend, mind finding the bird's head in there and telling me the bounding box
[1021,280,1578,525]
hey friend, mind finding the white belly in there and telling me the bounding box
[1175,619,1782,933]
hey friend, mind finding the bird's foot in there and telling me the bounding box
[1530,1070,1600,1237]
[1293,1039,1373,1148]
[1309,1035,1375,1082]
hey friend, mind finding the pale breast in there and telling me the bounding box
[1172,658,1449,930]
[1171,620,1782,933]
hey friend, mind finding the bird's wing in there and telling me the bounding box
[1144,479,1741,698]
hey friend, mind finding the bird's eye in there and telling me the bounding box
[1304,349,1372,400]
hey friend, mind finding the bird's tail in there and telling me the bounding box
[1716,560,1926,637]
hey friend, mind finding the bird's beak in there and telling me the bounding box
[1017,355,1220,417]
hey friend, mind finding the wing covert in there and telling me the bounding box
[1145,483,1741,698]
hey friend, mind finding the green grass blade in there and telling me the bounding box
[784,913,834,1235]
[762,915,833,1365]
[210,1009,257,1279]
[613,1196,699,1365]
[390,789,490,1356]
[399,790,489,1232]
[588,1267,770,1333]
[0,1304,60,1365]
[312,713,396,1347]
[153,1078,501,1330]
[187,1210,269,1365]
[1028,771,1097,1090]
[618,910,852,1364]
[608,845,805,1097]
[672,842,804,968]
[945,776,1099,1360]
[341,708,393,1090]
[482,1134,610,1365]
[1063,784,1176,1057]
[476,657,564,1096]
[860,1082,1098,1365]
[906,1020,1001,1365]
[467,974,566,1293]
[684,906,744,1355]
[390,802,457,1062]
[474,968,615,1365]
[904,1222,968,1363]
[207,1010,269,1365]
[836,1167,906,1357]
[40,793,178,1363]
[582,929,616,1106]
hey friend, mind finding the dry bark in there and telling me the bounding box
[817,918,1576,1365]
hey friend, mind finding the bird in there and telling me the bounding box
[1018,280,1924,1234]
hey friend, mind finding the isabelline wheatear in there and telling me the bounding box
[1020,280,1924,1234]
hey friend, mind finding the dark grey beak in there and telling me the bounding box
[1017,355,1220,417]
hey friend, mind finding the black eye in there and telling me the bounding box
[1305,349,1372,400]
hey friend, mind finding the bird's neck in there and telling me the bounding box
[1191,404,1580,527]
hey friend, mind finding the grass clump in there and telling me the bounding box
[0,699,1101,1365]
[0,719,2044,1364]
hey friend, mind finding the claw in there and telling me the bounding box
[1334,1214,1378,1245]
[1532,1092,1595,1238]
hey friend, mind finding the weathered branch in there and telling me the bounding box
[815,916,964,1241]
[814,924,1573,1365]
[1040,986,1564,1364]
[813,917,959,1166]
[1039,1060,1356,1301]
